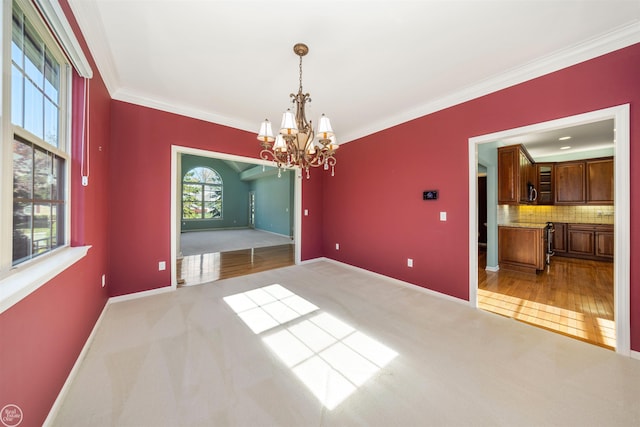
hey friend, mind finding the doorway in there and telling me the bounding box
[249,191,256,229]
[170,146,302,288]
[477,174,487,247]
[468,105,630,355]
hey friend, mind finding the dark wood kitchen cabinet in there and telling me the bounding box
[586,158,614,205]
[552,222,567,254]
[498,226,545,273]
[567,224,594,256]
[566,223,613,261]
[554,157,613,205]
[498,144,535,205]
[554,161,585,204]
[536,163,554,205]
[595,226,614,259]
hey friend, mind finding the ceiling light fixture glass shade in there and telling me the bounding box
[257,43,338,178]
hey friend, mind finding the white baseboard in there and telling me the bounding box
[310,257,468,305]
[485,265,500,272]
[181,226,248,233]
[43,299,110,426]
[631,350,640,360]
[109,285,174,303]
[253,227,293,239]
[299,256,329,265]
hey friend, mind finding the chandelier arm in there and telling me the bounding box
[260,149,283,169]
[306,150,325,168]
[325,154,337,167]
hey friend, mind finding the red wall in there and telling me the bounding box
[0,1,112,424]
[108,102,324,296]
[322,43,640,351]
[302,172,324,260]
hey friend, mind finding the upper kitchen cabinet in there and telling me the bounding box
[554,161,585,204]
[536,163,554,205]
[498,144,535,205]
[586,158,614,205]
[554,157,613,205]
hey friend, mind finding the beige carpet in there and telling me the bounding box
[52,261,640,426]
[180,229,292,255]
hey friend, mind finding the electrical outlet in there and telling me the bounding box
[407,258,413,267]
[336,243,340,250]
[304,209,309,216]
[159,261,166,271]
[101,274,106,287]
[440,212,447,221]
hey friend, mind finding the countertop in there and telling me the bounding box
[499,221,614,228]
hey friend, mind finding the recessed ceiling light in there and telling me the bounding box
[560,146,571,150]
[558,136,571,141]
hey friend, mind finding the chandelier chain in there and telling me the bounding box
[298,54,303,93]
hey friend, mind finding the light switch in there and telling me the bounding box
[304,209,309,216]
[440,212,447,221]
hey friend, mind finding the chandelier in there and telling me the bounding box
[257,43,338,179]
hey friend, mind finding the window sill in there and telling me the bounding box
[0,245,91,314]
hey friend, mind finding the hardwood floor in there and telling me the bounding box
[478,250,615,349]
[179,244,295,285]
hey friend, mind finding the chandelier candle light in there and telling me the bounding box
[257,43,338,179]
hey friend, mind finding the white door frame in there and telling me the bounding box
[468,104,630,355]
[170,145,302,289]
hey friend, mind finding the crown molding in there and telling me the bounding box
[340,21,640,144]
[112,88,257,134]
[67,0,118,92]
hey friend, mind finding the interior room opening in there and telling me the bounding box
[170,146,302,287]
[468,105,630,355]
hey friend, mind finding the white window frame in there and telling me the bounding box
[0,0,89,314]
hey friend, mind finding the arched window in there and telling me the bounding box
[182,167,223,219]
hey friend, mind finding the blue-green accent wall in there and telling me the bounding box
[181,155,250,231]
[249,170,294,237]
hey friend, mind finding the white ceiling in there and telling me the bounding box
[499,119,615,161]
[68,1,640,145]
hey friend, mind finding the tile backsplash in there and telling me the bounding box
[498,205,614,225]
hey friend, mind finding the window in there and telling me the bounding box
[1,0,92,312]
[5,0,70,267]
[0,0,71,270]
[12,137,65,264]
[11,4,62,148]
[182,167,223,219]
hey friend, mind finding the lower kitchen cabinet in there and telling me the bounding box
[498,226,545,273]
[564,224,613,261]
[595,228,614,259]
[552,222,567,254]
